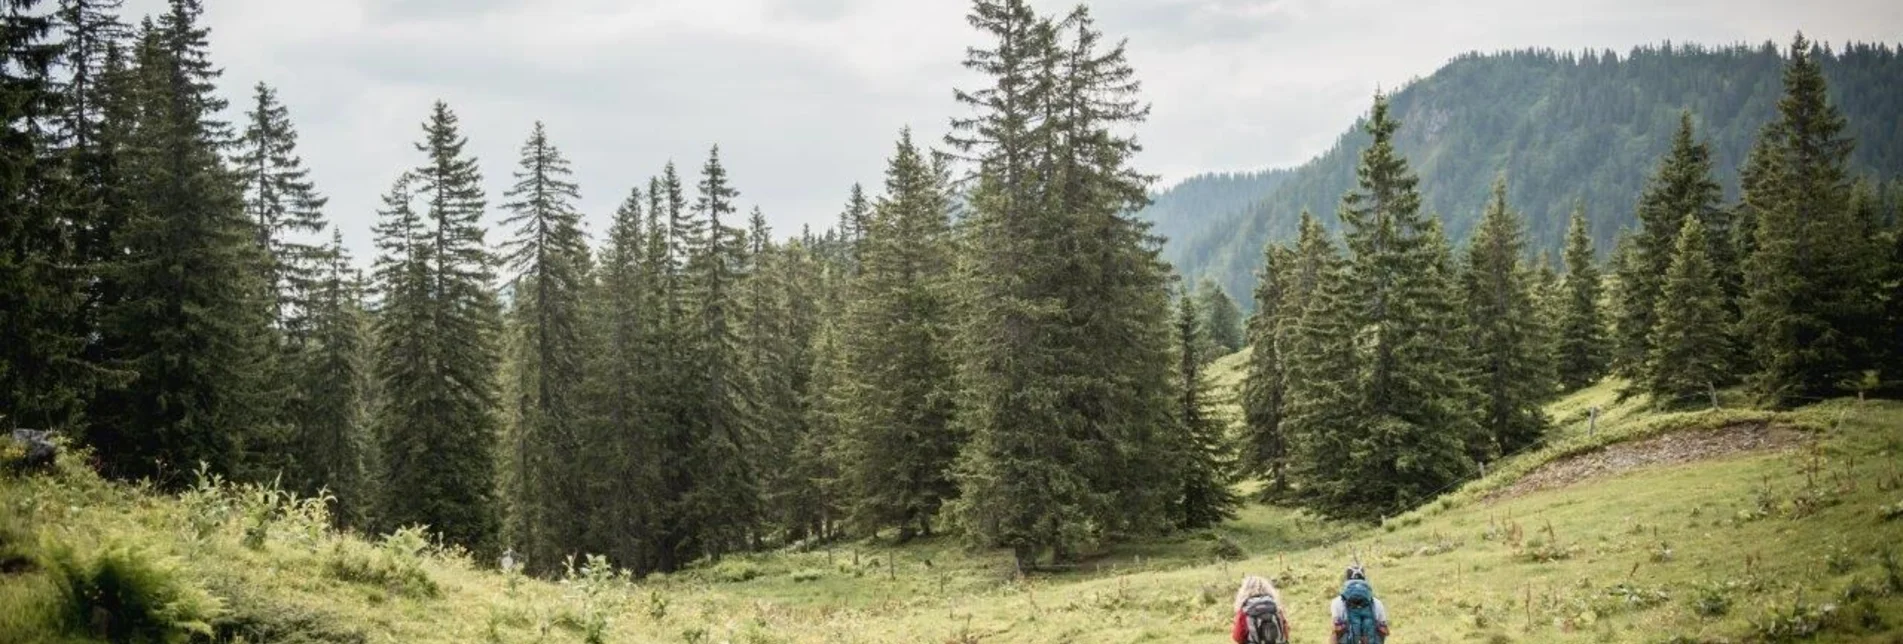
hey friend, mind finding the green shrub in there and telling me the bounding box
[44,540,223,642]
[1690,584,1730,617]
[707,559,763,583]
[560,553,626,644]
[1750,601,1836,642]
[1207,535,1245,562]
[323,526,438,598]
[790,568,825,583]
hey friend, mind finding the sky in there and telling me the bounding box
[118,0,1903,262]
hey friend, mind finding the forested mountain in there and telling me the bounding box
[1136,168,1292,254]
[1150,43,1903,304]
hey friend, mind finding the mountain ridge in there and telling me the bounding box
[1141,40,1903,305]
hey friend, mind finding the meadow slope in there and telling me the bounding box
[4,357,1903,643]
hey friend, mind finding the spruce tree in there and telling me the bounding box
[1240,241,1292,497]
[236,83,328,334]
[1171,289,1240,529]
[1460,177,1552,460]
[235,82,331,483]
[1741,33,1887,402]
[300,230,369,525]
[1193,277,1244,359]
[1317,93,1476,518]
[681,146,757,559]
[372,102,501,550]
[758,236,825,542]
[837,130,959,540]
[1278,217,1362,514]
[1607,230,1647,384]
[1620,111,1726,392]
[946,0,1185,567]
[1,0,88,432]
[497,122,589,573]
[89,6,275,485]
[580,185,659,571]
[1556,207,1609,390]
[1647,218,1730,403]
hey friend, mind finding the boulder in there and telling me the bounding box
[7,429,58,470]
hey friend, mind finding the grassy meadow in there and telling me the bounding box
[4,353,1902,643]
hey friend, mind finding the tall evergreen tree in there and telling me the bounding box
[1741,33,1887,403]
[1278,216,1363,514]
[1193,277,1244,359]
[1,0,88,432]
[372,102,501,550]
[497,122,589,573]
[1618,111,1727,392]
[837,130,959,540]
[1309,93,1476,519]
[88,5,275,485]
[681,146,757,560]
[579,185,659,571]
[1647,218,1730,403]
[947,0,1182,567]
[1607,230,1648,383]
[236,82,327,334]
[1170,289,1240,529]
[299,230,368,525]
[1460,177,1552,460]
[1239,241,1292,497]
[235,82,330,483]
[1556,207,1609,390]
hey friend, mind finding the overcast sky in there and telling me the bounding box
[120,0,1902,262]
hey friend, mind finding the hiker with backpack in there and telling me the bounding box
[1230,575,1290,644]
[1331,566,1389,644]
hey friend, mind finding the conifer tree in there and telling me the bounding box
[235,82,331,482]
[1,0,88,431]
[1193,277,1244,359]
[1240,242,1292,497]
[1742,33,1887,402]
[498,122,589,572]
[838,130,959,540]
[1619,112,1726,392]
[1556,207,1609,390]
[1647,218,1730,403]
[947,0,1186,567]
[1607,231,1648,383]
[682,145,757,559]
[834,183,870,269]
[373,102,501,550]
[299,230,368,524]
[237,83,328,335]
[1171,289,1240,529]
[758,237,826,541]
[1278,218,1362,513]
[89,5,275,485]
[1310,93,1475,518]
[580,185,659,571]
[1460,178,1552,459]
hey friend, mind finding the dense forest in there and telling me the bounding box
[1149,43,1903,305]
[3,0,1899,584]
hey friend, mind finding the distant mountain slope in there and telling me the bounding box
[1137,168,1293,251]
[1150,42,1903,306]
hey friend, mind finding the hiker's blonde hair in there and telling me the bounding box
[1234,575,1281,612]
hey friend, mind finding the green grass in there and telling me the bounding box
[4,359,1902,642]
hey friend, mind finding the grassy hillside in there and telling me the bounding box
[5,354,1903,643]
[1143,43,1903,307]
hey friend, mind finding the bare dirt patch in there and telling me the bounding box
[1486,422,1809,503]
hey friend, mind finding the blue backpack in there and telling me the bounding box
[1339,579,1384,644]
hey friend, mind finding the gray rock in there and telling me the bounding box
[8,429,58,470]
